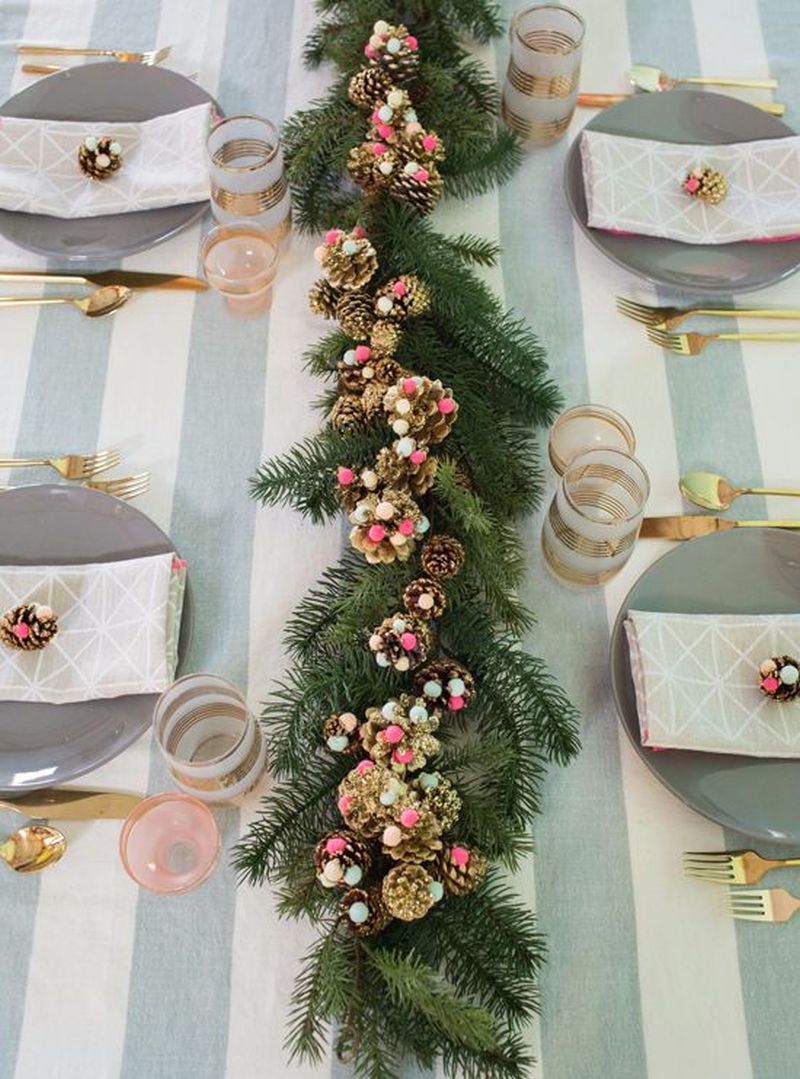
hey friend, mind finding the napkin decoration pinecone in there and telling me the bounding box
[78,135,123,180]
[759,656,800,701]
[340,886,392,936]
[420,535,465,580]
[314,830,373,889]
[382,863,439,920]
[0,603,58,651]
[682,165,728,205]
[368,612,432,672]
[436,843,488,897]
[317,227,378,291]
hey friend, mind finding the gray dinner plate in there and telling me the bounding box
[564,91,800,294]
[610,528,800,843]
[0,485,191,795]
[0,63,217,262]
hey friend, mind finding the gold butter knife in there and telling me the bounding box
[1,789,143,820]
[640,516,800,540]
[0,270,207,292]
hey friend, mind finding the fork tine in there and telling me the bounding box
[683,852,735,862]
[616,297,657,320]
[684,869,736,882]
[81,448,120,477]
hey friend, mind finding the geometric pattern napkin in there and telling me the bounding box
[0,552,185,703]
[581,130,800,244]
[625,610,800,756]
[0,103,211,219]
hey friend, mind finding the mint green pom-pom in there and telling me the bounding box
[428,881,444,902]
[344,865,363,886]
[348,901,369,924]
[327,735,349,752]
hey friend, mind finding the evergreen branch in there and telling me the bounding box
[285,927,353,1063]
[439,231,500,266]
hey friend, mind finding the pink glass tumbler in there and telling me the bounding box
[119,793,221,895]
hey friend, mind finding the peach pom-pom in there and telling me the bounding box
[438,397,456,414]
[313,245,326,264]
[451,845,470,867]
[400,808,420,827]
[337,467,354,485]
[383,825,402,847]
[383,724,405,745]
[326,836,347,855]
[364,44,375,58]
[356,760,374,775]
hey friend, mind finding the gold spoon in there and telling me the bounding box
[680,470,800,511]
[0,823,66,873]
[627,63,778,93]
[0,284,132,318]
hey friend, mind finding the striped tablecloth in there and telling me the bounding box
[0,1,798,1076]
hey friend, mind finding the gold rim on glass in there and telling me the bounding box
[562,450,650,527]
[511,3,586,54]
[507,60,579,98]
[548,404,636,474]
[211,175,288,214]
[208,114,280,171]
[500,99,572,141]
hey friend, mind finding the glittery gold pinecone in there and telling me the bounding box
[436,844,488,896]
[382,863,437,920]
[389,166,443,215]
[0,603,58,652]
[348,66,392,108]
[336,291,376,338]
[335,464,381,514]
[349,487,422,565]
[404,128,445,165]
[382,804,443,863]
[340,886,393,935]
[337,363,368,395]
[370,319,402,358]
[403,578,446,620]
[414,772,462,832]
[415,658,475,712]
[308,277,342,319]
[359,380,389,422]
[347,143,381,192]
[372,358,408,385]
[383,375,458,444]
[368,612,432,672]
[360,695,440,771]
[330,393,367,432]
[421,535,465,580]
[338,762,405,837]
[374,444,437,497]
[321,233,378,291]
[322,710,362,756]
[367,23,420,82]
[682,165,728,205]
[314,830,373,889]
[373,275,430,323]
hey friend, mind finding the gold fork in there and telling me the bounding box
[647,327,800,355]
[725,888,800,923]
[17,44,172,65]
[684,849,800,885]
[0,448,119,480]
[617,296,800,331]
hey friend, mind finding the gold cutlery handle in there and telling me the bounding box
[21,64,64,75]
[0,271,87,285]
[736,520,800,528]
[17,45,114,57]
[680,75,778,89]
[697,308,800,321]
[743,486,800,498]
[577,93,629,107]
[0,297,71,307]
[757,102,785,116]
[0,458,47,469]
[716,331,800,342]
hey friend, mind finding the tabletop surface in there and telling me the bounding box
[0,1,797,1077]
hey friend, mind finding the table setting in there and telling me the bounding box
[1,1,800,1078]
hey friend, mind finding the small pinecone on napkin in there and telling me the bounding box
[389,166,443,215]
[420,535,465,579]
[78,135,122,180]
[330,393,367,431]
[759,656,800,701]
[308,278,342,319]
[340,886,392,935]
[381,863,436,920]
[436,843,488,897]
[348,66,392,108]
[0,603,58,651]
[403,577,446,620]
[336,291,376,338]
[682,165,728,205]
[314,830,373,889]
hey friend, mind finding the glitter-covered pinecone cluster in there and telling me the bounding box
[335,445,437,516]
[384,375,458,445]
[363,21,420,84]
[348,487,429,565]
[360,694,441,772]
[0,603,58,652]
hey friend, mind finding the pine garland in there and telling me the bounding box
[235,3,580,1075]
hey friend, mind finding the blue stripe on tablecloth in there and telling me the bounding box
[120,3,295,1078]
[494,6,648,1077]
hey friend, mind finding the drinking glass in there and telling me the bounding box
[153,673,267,803]
[207,115,290,241]
[119,793,220,896]
[201,223,279,316]
[541,448,649,585]
[502,4,585,146]
[548,404,636,475]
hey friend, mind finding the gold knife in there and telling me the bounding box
[0,270,207,291]
[1,789,143,820]
[640,516,800,540]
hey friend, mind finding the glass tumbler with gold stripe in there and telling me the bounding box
[207,114,290,241]
[541,449,649,586]
[502,4,585,146]
[153,674,267,803]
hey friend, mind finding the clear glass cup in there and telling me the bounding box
[502,4,585,146]
[207,114,290,242]
[541,448,650,586]
[201,223,279,316]
[119,793,220,896]
[548,404,636,475]
[153,673,267,803]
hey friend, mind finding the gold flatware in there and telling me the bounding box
[0,472,149,501]
[627,63,777,93]
[0,284,131,318]
[0,823,66,872]
[679,470,800,511]
[0,269,207,292]
[640,515,800,540]
[684,849,800,885]
[0,447,119,480]
[1,789,143,820]
[17,44,172,66]
[725,887,800,923]
[22,63,200,80]
[617,296,800,330]
[579,92,784,116]
[647,327,800,355]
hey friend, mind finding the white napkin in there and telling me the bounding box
[0,102,212,219]
[0,552,185,704]
[625,610,800,756]
[580,130,800,244]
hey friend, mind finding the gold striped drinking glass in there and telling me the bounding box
[207,114,290,241]
[541,448,649,585]
[502,4,585,146]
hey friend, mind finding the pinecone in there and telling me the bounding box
[340,886,393,936]
[404,128,445,166]
[336,291,376,338]
[322,710,362,755]
[78,134,122,180]
[360,694,440,771]
[347,143,381,192]
[403,578,446,620]
[682,165,728,205]
[383,375,458,443]
[415,658,475,712]
[0,603,58,652]
[436,844,488,897]
[321,230,379,291]
[335,463,380,514]
[349,487,422,565]
[382,804,443,863]
[330,393,367,432]
[308,277,342,319]
[382,863,437,920]
[389,165,443,215]
[337,363,368,395]
[338,762,406,837]
[368,612,432,672]
[367,88,415,144]
[360,380,391,422]
[314,830,374,889]
[414,772,462,832]
[374,444,438,497]
[759,656,800,701]
[348,66,392,108]
[421,535,465,580]
[370,320,402,358]
[372,275,430,323]
[366,23,420,82]
[372,358,408,385]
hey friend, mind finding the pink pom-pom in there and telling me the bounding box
[356,760,374,776]
[400,808,420,828]
[326,836,347,855]
[392,280,407,296]
[438,397,456,414]
[354,344,371,362]
[12,623,30,640]
[337,467,355,486]
[448,695,465,711]
[451,845,470,867]
[372,142,388,156]
[338,795,353,814]
[393,748,414,765]
[762,676,780,693]
[685,176,700,193]
[383,724,405,745]
[352,225,368,239]
[325,228,341,246]
[400,631,417,651]
[398,518,415,536]
[377,123,393,139]
[364,44,375,58]
[368,524,386,543]
[402,377,418,395]
[406,35,418,50]
[409,449,427,465]
[413,168,429,183]
[422,134,438,152]
[371,110,381,124]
